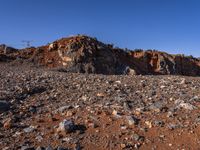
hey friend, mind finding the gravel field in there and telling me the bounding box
[0,63,200,150]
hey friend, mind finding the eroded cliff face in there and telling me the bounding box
[129,50,200,76]
[130,51,176,75]
[1,35,200,76]
[174,55,200,76]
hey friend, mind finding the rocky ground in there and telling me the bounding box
[0,62,200,150]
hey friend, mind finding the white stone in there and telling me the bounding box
[57,119,75,133]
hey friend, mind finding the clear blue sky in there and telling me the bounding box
[0,0,200,57]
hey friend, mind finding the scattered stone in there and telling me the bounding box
[168,123,179,130]
[154,120,164,127]
[29,106,37,113]
[167,111,174,118]
[115,80,121,84]
[21,146,34,150]
[169,143,173,147]
[131,133,144,142]
[120,143,126,149]
[2,147,10,150]
[160,85,166,89]
[75,144,81,150]
[120,125,127,130]
[177,102,196,110]
[88,122,98,128]
[190,96,199,102]
[140,127,148,132]
[112,110,122,118]
[35,135,43,142]
[57,147,66,150]
[123,102,131,111]
[66,110,74,117]
[174,99,184,105]
[148,101,166,112]
[23,126,36,133]
[96,93,105,97]
[3,118,13,129]
[13,131,22,137]
[195,116,200,123]
[46,145,53,150]
[145,121,152,128]
[180,78,186,84]
[135,107,145,114]
[159,135,165,138]
[0,101,10,113]
[54,105,72,114]
[62,137,72,142]
[36,146,45,150]
[125,67,137,75]
[57,119,76,133]
[126,116,139,125]
[134,143,142,149]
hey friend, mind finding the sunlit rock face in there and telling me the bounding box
[1,35,200,76]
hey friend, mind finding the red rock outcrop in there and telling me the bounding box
[1,35,200,76]
[23,35,139,75]
[130,50,200,76]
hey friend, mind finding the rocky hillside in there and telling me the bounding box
[1,35,200,76]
